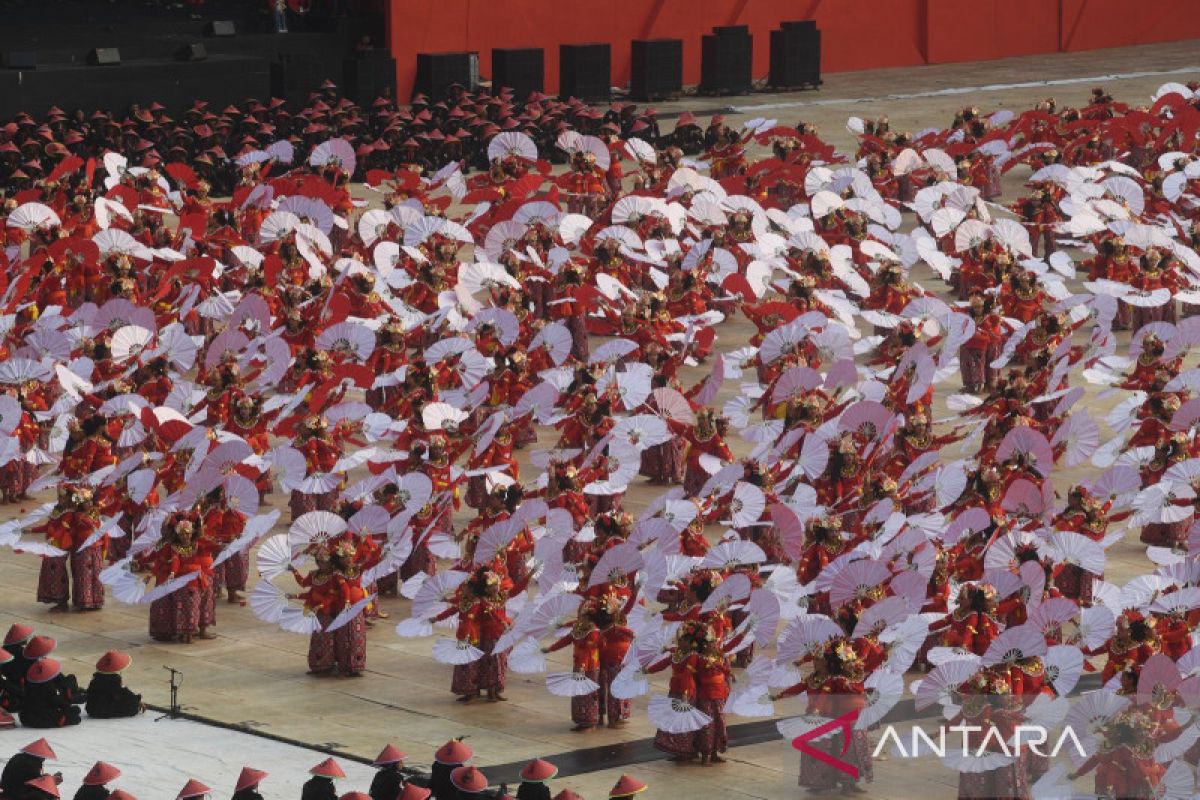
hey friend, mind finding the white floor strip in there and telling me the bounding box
[729,65,1200,113]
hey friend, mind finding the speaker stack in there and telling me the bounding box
[492,47,544,101]
[413,52,473,100]
[769,20,821,90]
[629,38,681,101]
[344,50,396,105]
[559,43,610,101]
[271,53,322,106]
[700,24,752,95]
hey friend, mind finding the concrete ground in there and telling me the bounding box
[3,39,1200,800]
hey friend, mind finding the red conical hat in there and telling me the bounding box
[109,791,137,800]
[95,651,132,674]
[519,759,558,782]
[310,759,346,779]
[26,776,59,798]
[0,709,14,728]
[553,792,584,800]
[450,766,488,793]
[24,635,56,659]
[4,623,33,646]
[373,744,407,765]
[0,648,13,664]
[235,768,268,792]
[399,787,431,800]
[177,779,211,799]
[26,659,61,684]
[433,739,473,765]
[21,738,56,759]
[338,794,370,800]
[609,775,647,797]
[82,762,122,785]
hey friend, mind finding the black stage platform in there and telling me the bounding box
[0,0,387,117]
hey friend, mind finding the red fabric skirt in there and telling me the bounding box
[695,697,728,757]
[599,662,631,723]
[451,638,507,695]
[37,548,104,609]
[290,489,338,521]
[400,543,437,582]
[1141,521,1188,546]
[222,550,251,593]
[149,583,202,640]
[798,729,873,789]
[956,759,1031,800]
[570,669,601,726]
[640,440,684,484]
[308,611,367,675]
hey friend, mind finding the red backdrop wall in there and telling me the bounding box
[386,0,1199,99]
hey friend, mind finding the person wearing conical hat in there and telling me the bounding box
[368,745,406,800]
[608,775,646,799]
[0,646,23,714]
[26,775,60,800]
[231,768,268,800]
[73,762,120,800]
[20,660,82,729]
[430,739,472,800]
[85,651,142,719]
[2,739,59,799]
[301,759,345,800]
[178,779,211,800]
[449,766,488,800]
[514,759,556,800]
[3,623,34,684]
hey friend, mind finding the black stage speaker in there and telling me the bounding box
[2,51,36,69]
[769,24,821,89]
[781,20,817,33]
[414,51,472,100]
[206,20,236,37]
[559,43,610,101]
[271,53,322,106]
[177,43,208,62]
[700,31,751,95]
[88,48,121,66]
[492,47,543,100]
[344,53,397,105]
[630,38,681,101]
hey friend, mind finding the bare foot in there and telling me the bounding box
[344,671,363,678]
[49,603,69,613]
[456,694,476,703]
[710,755,726,764]
[571,724,594,732]
[198,630,216,640]
[374,610,390,619]
[608,720,628,728]
[307,668,334,677]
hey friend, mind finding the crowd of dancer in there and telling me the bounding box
[1,75,1200,800]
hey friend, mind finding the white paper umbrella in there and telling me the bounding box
[509,638,547,674]
[546,672,600,697]
[256,534,294,578]
[858,670,904,728]
[648,695,712,733]
[433,638,485,665]
[325,595,375,632]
